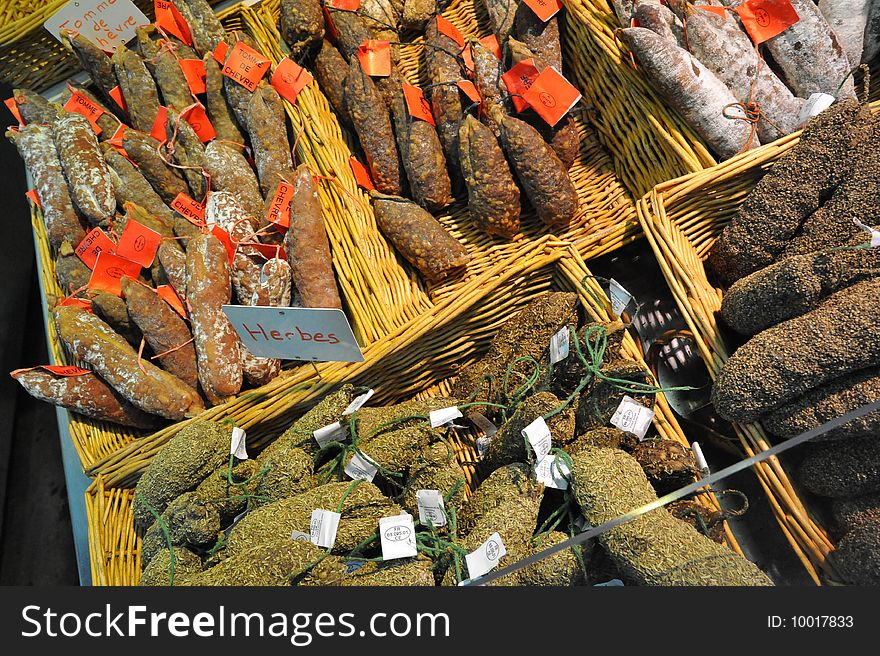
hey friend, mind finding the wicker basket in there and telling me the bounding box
[634,132,863,584]
[86,242,744,585]
[31,1,648,474]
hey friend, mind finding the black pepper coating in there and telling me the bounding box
[459,114,520,238]
[712,278,880,423]
[799,436,880,499]
[832,493,880,533]
[425,18,466,183]
[343,60,405,195]
[112,45,162,133]
[246,85,295,197]
[370,191,470,282]
[279,0,325,57]
[314,40,351,126]
[707,99,874,287]
[832,519,880,585]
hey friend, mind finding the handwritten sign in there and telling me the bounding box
[44,0,149,51]
[222,306,364,363]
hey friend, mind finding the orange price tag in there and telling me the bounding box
[151,105,169,142]
[502,59,541,113]
[75,227,116,270]
[107,124,127,157]
[25,189,42,208]
[735,0,800,45]
[210,225,236,264]
[156,284,187,318]
[154,0,193,46]
[222,41,271,92]
[213,41,228,64]
[462,45,475,77]
[63,88,104,134]
[60,295,92,311]
[180,103,216,142]
[4,97,23,125]
[179,59,207,95]
[266,180,294,229]
[698,6,729,18]
[479,35,502,59]
[436,15,465,49]
[38,365,92,377]
[109,85,127,113]
[522,0,563,22]
[323,7,339,42]
[87,251,142,296]
[349,156,375,190]
[248,241,287,261]
[171,193,206,225]
[116,218,162,267]
[457,80,481,105]
[402,84,435,125]
[357,40,392,77]
[271,57,314,105]
[326,0,360,8]
[522,66,581,127]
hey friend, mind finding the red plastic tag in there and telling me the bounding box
[210,225,236,264]
[271,57,314,104]
[349,156,375,190]
[462,45,475,77]
[39,365,91,377]
[357,40,392,77]
[87,251,142,296]
[266,180,294,229]
[25,189,42,208]
[154,0,193,46]
[4,97,23,126]
[171,193,206,226]
[222,41,271,92]
[63,88,104,134]
[75,227,116,270]
[156,284,187,318]
[480,35,502,59]
[115,218,162,267]
[326,0,360,8]
[251,241,287,260]
[502,59,541,113]
[151,105,169,142]
[179,59,207,95]
[59,295,92,311]
[457,80,481,105]
[523,66,581,127]
[523,0,563,22]
[436,15,465,49]
[698,5,729,18]
[323,7,339,42]
[735,0,800,45]
[213,41,228,64]
[107,124,127,157]
[402,84,435,125]
[109,85,127,113]
[180,103,216,142]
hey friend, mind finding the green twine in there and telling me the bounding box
[136,492,176,586]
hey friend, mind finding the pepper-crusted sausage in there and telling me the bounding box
[247,85,295,197]
[279,0,324,57]
[314,40,351,126]
[11,368,163,430]
[121,277,199,390]
[286,165,342,309]
[342,59,405,195]
[425,18,465,183]
[112,45,162,133]
[55,305,204,419]
[186,233,243,405]
[53,112,116,227]
[7,125,86,250]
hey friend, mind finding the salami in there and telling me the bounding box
[112,45,162,133]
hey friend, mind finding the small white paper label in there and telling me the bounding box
[692,441,710,476]
[534,455,570,490]
[429,406,463,428]
[522,416,552,461]
[290,529,311,542]
[43,0,149,50]
[468,412,498,437]
[343,389,375,415]
[799,93,835,124]
[595,578,625,587]
[608,279,633,316]
[379,513,418,560]
[610,396,655,440]
[313,421,346,447]
[344,451,379,482]
[465,532,507,579]
[476,436,491,459]
[416,489,447,527]
[852,218,880,248]
[230,427,248,460]
[310,509,341,548]
[549,326,570,364]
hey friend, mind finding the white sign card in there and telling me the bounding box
[534,454,570,490]
[549,326,570,364]
[222,306,364,362]
[44,0,149,51]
